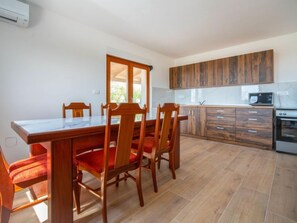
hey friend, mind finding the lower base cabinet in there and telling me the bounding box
[180,105,274,149]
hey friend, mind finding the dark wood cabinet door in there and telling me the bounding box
[214,59,223,86]
[223,56,238,85]
[169,50,273,89]
[180,106,191,134]
[200,62,208,86]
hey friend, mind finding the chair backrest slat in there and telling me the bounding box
[101,103,118,116]
[63,102,92,118]
[156,103,179,153]
[104,103,146,172]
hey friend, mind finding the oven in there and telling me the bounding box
[276,108,297,154]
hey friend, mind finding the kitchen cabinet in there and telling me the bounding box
[180,106,206,137]
[180,105,274,149]
[169,49,273,89]
[206,107,236,141]
[235,108,273,148]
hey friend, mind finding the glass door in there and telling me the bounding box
[107,55,150,110]
[110,61,129,103]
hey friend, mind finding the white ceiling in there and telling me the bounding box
[27,0,297,58]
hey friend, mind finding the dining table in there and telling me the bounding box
[11,113,187,223]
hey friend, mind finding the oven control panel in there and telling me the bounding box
[276,109,297,118]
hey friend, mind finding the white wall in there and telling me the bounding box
[0,5,173,162]
[174,32,297,83]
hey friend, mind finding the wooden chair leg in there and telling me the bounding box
[73,171,82,214]
[150,158,158,193]
[116,175,120,187]
[135,168,144,207]
[157,155,161,169]
[169,152,176,179]
[0,186,14,223]
[101,179,108,223]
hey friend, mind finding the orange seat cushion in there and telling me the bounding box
[132,137,156,153]
[9,154,47,187]
[132,137,171,154]
[76,147,137,174]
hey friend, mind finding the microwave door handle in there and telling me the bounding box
[280,118,297,121]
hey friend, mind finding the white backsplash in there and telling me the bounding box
[172,81,297,108]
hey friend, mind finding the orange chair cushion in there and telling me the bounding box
[9,154,47,187]
[132,137,156,153]
[132,137,170,154]
[76,147,137,174]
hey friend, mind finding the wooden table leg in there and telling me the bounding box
[48,139,73,223]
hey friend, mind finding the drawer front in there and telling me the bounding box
[236,108,273,118]
[236,127,273,147]
[207,114,235,125]
[207,124,235,141]
[207,107,235,115]
[236,115,273,129]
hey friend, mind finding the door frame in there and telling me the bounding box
[106,55,150,110]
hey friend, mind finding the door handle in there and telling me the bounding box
[248,130,257,133]
[217,116,224,119]
[248,118,258,121]
[248,111,258,114]
[216,126,225,130]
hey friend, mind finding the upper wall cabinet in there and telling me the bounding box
[169,49,274,89]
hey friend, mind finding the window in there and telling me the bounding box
[106,55,150,110]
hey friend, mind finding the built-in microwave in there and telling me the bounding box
[249,92,273,106]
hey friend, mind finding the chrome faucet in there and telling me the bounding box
[199,100,206,105]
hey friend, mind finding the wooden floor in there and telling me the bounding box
[10,137,297,223]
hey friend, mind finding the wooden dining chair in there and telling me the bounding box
[74,103,147,223]
[100,102,118,116]
[63,102,92,118]
[132,103,179,193]
[0,145,48,223]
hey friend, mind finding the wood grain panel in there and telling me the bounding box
[207,114,236,125]
[169,50,273,89]
[223,57,230,85]
[229,56,238,85]
[207,107,236,115]
[236,108,273,117]
[236,127,273,147]
[245,53,253,84]
[207,124,235,141]
[237,55,245,84]
[207,60,214,86]
[236,115,273,129]
[200,62,208,86]
[194,63,201,87]
[265,49,274,83]
[214,59,224,86]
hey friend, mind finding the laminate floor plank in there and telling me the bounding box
[218,188,269,223]
[241,156,276,195]
[8,137,297,223]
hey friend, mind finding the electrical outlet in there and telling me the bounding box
[92,89,100,95]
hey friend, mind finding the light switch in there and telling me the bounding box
[92,89,100,95]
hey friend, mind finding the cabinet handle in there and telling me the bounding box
[248,118,258,121]
[249,111,258,114]
[216,109,224,113]
[216,126,225,130]
[217,116,224,119]
[248,130,257,133]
